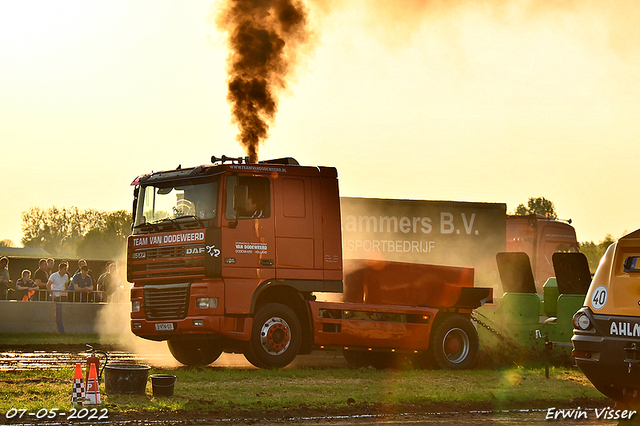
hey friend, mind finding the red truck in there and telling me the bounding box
[128,156,492,369]
[506,214,579,292]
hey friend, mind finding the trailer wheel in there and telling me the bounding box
[244,303,302,369]
[428,314,478,370]
[167,338,223,366]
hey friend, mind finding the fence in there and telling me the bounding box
[4,289,129,304]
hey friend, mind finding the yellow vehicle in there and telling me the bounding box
[572,228,640,403]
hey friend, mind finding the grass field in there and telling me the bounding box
[0,365,607,415]
[0,332,611,419]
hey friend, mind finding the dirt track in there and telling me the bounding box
[0,345,347,371]
[1,400,620,426]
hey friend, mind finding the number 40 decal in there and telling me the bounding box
[591,285,608,310]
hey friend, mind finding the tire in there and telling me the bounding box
[427,314,478,370]
[167,338,223,366]
[244,303,302,369]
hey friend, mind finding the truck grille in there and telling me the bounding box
[144,283,190,320]
[145,245,188,258]
[130,244,205,280]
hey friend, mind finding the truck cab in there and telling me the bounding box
[572,228,640,403]
[129,157,342,367]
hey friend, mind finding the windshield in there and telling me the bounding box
[134,179,219,228]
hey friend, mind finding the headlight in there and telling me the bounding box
[196,297,218,309]
[573,312,591,330]
[132,300,140,312]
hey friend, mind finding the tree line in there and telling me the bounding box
[19,206,131,259]
[2,199,619,271]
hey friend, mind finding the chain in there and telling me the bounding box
[471,311,521,348]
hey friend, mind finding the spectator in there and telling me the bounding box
[16,270,38,301]
[46,261,69,302]
[0,257,12,300]
[72,259,95,283]
[96,261,112,293]
[68,265,93,302]
[46,258,55,275]
[103,262,121,298]
[33,259,49,289]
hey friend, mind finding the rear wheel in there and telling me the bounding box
[427,314,478,370]
[244,303,301,369]
[167,337,223,366]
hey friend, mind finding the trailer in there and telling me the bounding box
[340,199,579,293]
[340,197,505,289]
[339,199,583,362]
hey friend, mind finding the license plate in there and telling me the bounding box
[154,323,175,331]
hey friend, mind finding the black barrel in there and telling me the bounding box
[104,364,151,394]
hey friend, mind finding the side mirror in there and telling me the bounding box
[234,185,249,213]
[228,184,248,229]
[132,186,139,230]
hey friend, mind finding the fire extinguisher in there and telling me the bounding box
[85,344,108,384]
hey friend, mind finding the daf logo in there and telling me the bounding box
[207,244,221,258]
[186,247,206,256]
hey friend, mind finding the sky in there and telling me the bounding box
[0,0,639,247]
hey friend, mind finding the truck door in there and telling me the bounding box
[221,174,276,314]
[272,175,320,280]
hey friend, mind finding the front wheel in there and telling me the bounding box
[427,314,478,370]
[244,303,302,369]
[167,337,223,366]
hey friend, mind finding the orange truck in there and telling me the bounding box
[128,156,492,369]
[506,214,579,292]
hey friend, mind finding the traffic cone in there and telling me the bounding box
[71,363,85,406]
[85,363,101,405]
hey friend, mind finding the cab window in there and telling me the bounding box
[225,176,270,220]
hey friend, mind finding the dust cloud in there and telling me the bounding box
[94,255,251,368]
[95,292,180,369]
[339,197,505,290]
[92,245,177,368]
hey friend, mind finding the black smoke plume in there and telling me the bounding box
[217,0,311,163]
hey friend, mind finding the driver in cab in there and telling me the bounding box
[242,192,264,219]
